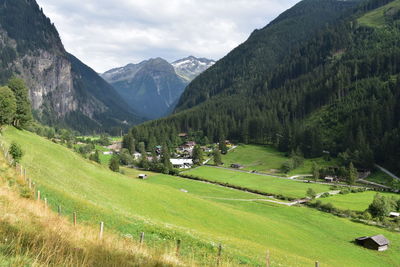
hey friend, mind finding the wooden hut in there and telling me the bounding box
[355,235,389,251]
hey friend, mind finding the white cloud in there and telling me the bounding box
[36,0,300,72]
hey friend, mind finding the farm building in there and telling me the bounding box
[355,235,389,251]
[170,159,193,169]
[324,176,335,183]
[389,212,400,218]
[138,174,147,179]
[231,164,244,169]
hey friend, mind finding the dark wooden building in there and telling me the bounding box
[356,235,389,251]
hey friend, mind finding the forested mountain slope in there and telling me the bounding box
[0,0,143,134]
[131,0,400,175]
[175,0,361,112]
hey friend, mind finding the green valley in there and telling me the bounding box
[1,127,400,266]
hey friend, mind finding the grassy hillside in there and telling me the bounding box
[185,166,332,199]
[0,150,180,266]
[358,0,400,27]
[314,191,400,212]
[216,144,337,175]
[2,127,400,266]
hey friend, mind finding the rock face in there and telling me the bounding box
[0,0,142,133]
[102,56,214,119]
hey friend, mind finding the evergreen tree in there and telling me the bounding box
[307,188,316,199]
[347,162,357,185]
[368,193,392,218]
[213,148,222,166]
[9,142,23,165]
[122,133,135,154]
[219,140,228,154]
[89,150,100,163]
[7,77,32,128]
[0,86,16,126]
[109,154,120,172]
[311,162,320,181]
[192,145,204,165]
[161,144,172,174]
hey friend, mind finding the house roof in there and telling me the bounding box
[170,159,193,165]
[370,235,389,246]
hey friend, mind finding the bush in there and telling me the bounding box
[340,188,350,194]
[320,192,330,198]
[9,142,23,165]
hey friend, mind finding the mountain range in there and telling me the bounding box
[131,0,400,175]
[101,56,214,119]
[0,0,143,134]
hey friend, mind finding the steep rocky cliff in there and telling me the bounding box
[0,0,142,133]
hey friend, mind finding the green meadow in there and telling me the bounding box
[2,127,400,266]
[315,191,400,212]
[217,144,337,175]
[185,166,333,199]
[358,0,400,28]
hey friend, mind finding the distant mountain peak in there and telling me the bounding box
[172,56,215,82]
[101,55,214,120]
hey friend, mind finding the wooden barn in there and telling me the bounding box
[356,235,389,251]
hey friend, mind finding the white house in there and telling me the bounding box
[170,159,193,169]
[133,152,142,160]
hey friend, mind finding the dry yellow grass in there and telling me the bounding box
[0,156,190,267]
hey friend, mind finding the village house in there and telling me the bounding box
[324,176,335,183]
[355,235,389,251]
[170,159,193,169]
[133,152,142,160]
[107,141,122,152]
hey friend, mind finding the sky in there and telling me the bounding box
[36,0,300,73]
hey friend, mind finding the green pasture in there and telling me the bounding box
[2,127,400,266]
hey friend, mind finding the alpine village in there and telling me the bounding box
[0,0,400,266]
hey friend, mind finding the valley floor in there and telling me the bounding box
[1,127,400,266]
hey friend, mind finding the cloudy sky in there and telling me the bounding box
[36,0,300,73]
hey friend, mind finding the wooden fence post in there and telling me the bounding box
[58,205,62,215]
[217,243,222,266]
[315,261,319,267]
[266,249,270,267]
[37,190,41,201]
[176,239,181,256]
[28,178,32,189]
[44,198,47,209]
[139,232,145,246]
[73,212,77,226]
[99,222,104,239]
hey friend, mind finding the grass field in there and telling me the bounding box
[185,166,334,199]
[358,0,400,27]
[314,191,400,212]
[365,171,395,187]
[2,127,400,266]
[216,144,337,175]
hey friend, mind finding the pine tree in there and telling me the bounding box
[192,145,204,165]
[219,140,228,155]
[89,150,100,163]
[161,144,172,174]
[347,162,357,185]
[9,142,23,165]
[109,155,120,172]
[311,162,320,181]
[213,148,222,166]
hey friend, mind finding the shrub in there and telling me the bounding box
[9,142,23,165]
